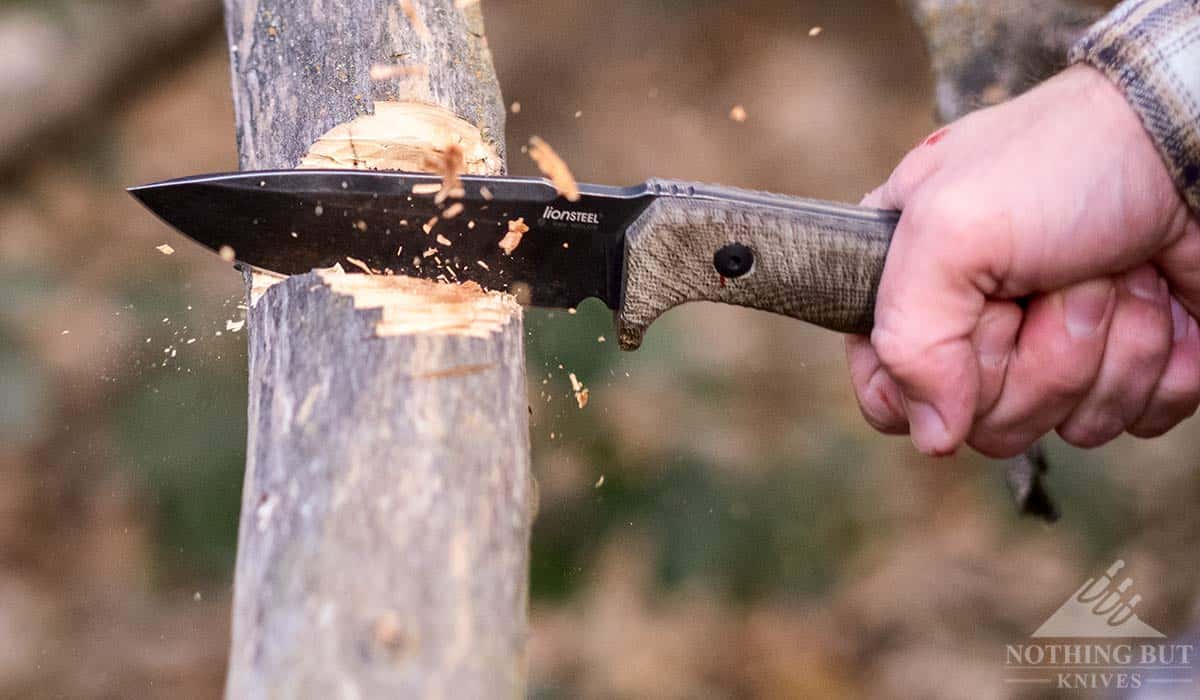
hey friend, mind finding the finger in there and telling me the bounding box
[1058,267,1173,448]
[845,334,908,434]
[1129,297,1200,437]
[974,300,1023,418]
[870,182,1007,455]
[1154,216,1200,318]
[969,278,1116,458]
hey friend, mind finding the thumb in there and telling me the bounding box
[870,186,993,455]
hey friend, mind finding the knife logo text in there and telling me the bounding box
[541,206,601,225]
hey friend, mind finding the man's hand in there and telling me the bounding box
[847,65,1200,457]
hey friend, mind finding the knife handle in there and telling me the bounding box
[616,180,897,350]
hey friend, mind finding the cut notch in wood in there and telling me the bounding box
[298,101,502,174]
[319,270,519,338]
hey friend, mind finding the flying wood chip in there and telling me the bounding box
[528,136,580,202]
[569,372,589,409]
[422,143,466,203]
[498,218,529,255]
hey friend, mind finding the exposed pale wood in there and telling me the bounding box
[222,1,529,697]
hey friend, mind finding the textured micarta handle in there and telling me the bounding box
[616,181,897,350]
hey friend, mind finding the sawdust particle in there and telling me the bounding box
[569,372,589,409]
[156,244,175,255]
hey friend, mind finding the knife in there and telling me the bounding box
[128,169,896,350]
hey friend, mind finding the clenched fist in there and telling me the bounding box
[848,65,1200,457]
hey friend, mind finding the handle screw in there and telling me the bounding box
[713,243,754,278]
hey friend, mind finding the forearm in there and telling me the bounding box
[1071,0,1200,213]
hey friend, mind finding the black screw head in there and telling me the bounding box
[713,243,754,278]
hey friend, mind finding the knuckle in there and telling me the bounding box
[1040,361,1098,400]
[1057,416,1123,449]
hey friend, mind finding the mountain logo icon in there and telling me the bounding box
[1032,560,1165,638]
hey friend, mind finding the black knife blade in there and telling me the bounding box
[131,168,903,350]
[128,169,654,309]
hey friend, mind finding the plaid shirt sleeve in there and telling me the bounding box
[1071,0,1200,213]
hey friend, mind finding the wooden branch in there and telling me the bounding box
[904,0,1104,122]
[222,1,530,696]
[0,0,222,172]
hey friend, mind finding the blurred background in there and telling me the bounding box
[3,0,1199,697]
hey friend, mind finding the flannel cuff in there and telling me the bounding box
[1072,0,1200,213]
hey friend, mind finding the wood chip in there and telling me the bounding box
[412,183,442,195]
[479,186,493,201]
[443,202,464,219]
[226,319,246,332]
[476,260,490,270]
[436,234,452,247]
[422,143,465,203]
[156,244,175,255]
[808,26,823,37]
[345,256,375,274]
[594,474,605,488]
[569,372,589,409]
[422,247,438,258]
[219,245,236,262]
[730,105,748,122]
[369,63,429,81]
[510,101,521,114]
[399,0,431,41]
[528,136,580,202]
[498,217,529,255]
[423,216,439,234]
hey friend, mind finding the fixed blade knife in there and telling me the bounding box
[128,169,896,349]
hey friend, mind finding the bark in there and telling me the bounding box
[221,1,529,697]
